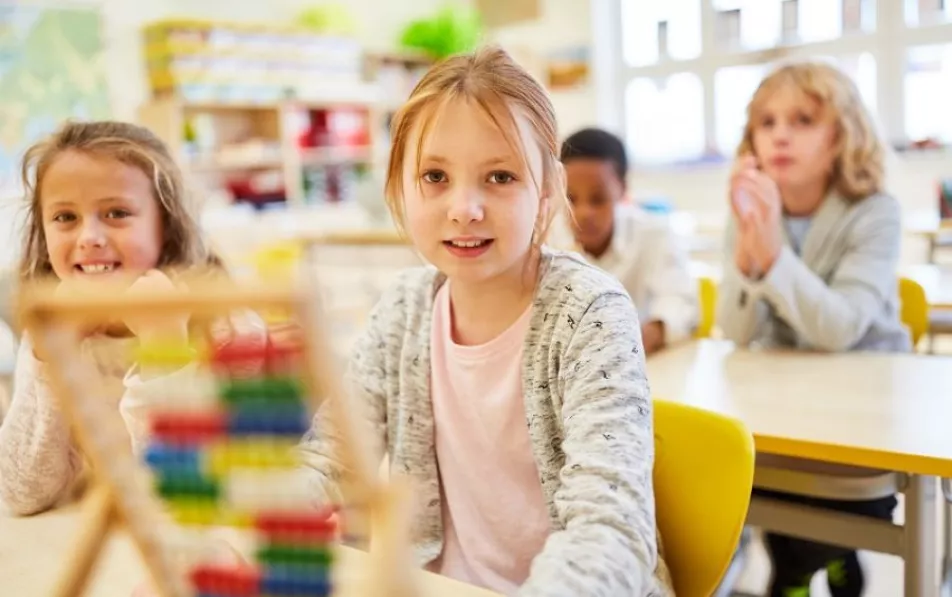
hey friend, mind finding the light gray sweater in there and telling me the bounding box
[300,249,674,597]
[717,192,911,353]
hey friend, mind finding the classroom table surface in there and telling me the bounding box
[0,500,499,597]
[646,340,952,477]
[904,263,952,310]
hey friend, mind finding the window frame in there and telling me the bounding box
[591,0,952,167]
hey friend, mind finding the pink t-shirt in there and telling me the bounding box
[426,282,551,595]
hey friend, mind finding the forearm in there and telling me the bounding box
[0,367,79,515]
[759,247,874,351]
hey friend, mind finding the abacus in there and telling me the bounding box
[17,270,416,597]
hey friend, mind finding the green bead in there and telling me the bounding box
[156,474,220,499]
[256,544,334,567]
[219,377,304,404]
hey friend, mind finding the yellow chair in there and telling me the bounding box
[695,276,717,338]
[899,276,928,348]
[253,241,304,282]
[653,400,755,597]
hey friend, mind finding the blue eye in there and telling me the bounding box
[488,171,517,184]
[422,170,447,184]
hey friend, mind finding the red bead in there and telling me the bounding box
[211,338,269,377]
[255,509,337,543]
[189,563,260,596]
[150,412,226,445]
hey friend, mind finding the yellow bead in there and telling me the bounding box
[166,498,219,527]
[135,341,201,368]
[206,439,300,475]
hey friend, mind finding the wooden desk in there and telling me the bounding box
[646,340,952,596]
[0,501,499,597]
[647,340,952,477]
[297,229,409,247]
[904,264,952,311]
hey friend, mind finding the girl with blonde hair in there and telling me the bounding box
[717,61,907,596]
[0,121,267,516]
[301,46,673,596]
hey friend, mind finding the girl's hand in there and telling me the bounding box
[122,270,189,345]
[32,280,107,361]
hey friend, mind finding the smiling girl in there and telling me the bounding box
[0,121,266,516]
[300,47,673,596]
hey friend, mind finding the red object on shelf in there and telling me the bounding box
[190,563,261,596]
[298,107,371,149]
[150,411,227,444]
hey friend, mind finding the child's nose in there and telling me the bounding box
[772,122,792,143]
[447,186,484,223]
[77,221,107,248]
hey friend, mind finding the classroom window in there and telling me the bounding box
[713,0,783,51]
[714,64,769,156]
[808,53,878,114]
[621,0,702,66]
[904,43,952,143]
[904,0,952,27]
[626,73,706,165]
[613,0,952,165]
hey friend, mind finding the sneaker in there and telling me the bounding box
[827,552,864,597]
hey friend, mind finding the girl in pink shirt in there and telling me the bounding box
[301,46,673,596]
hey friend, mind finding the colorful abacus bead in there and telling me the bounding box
[140,333,337,596]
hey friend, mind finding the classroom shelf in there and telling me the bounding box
[138,97,383,210]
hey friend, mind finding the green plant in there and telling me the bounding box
[399,5,482,59]
[296,4,358,36]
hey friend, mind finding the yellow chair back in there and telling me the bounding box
[695,276,717,338]
[253,241,304,282]
[251,241,305,324]
[898,276,928,348]
[653,400,754,597]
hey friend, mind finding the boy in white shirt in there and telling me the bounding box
[557,128,698,354]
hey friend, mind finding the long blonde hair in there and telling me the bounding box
[737,61,884,201]
[384,45,566,245]
[18,120,220,280]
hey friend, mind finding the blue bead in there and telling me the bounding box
[227,404,309,436]
[261,566,332,596]
[143,443,201,475]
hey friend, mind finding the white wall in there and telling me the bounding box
[487,0,599,137]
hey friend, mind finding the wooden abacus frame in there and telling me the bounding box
[16,271,416,597]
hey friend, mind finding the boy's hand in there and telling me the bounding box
[641,321,666,355]
[730,156,783,275]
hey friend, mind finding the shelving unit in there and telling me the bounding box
[138,97,383,209]
[137,20,437,212]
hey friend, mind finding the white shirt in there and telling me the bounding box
[550,204,699,344]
